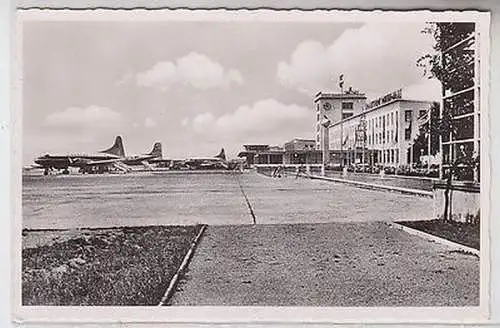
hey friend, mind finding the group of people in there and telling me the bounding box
[271,165,310,179]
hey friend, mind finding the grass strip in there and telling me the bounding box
[397,219,479,250]
[22,225,200,306]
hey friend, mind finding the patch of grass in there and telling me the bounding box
[22,225,201,306]
[398,220,479,250]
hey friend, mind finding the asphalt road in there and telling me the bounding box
[170,222,479,306]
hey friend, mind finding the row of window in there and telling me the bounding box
[315,101,355,112]
[367,129,398,146]
[367,110,398,132]
[377,148,399,164]
[328,109,432,147]
[342,102,354,110]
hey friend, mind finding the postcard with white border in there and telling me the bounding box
[13,8,491,325]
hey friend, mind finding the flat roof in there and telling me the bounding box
[285,138,315,143]
[329,99,433,128]
[314,92,367,101]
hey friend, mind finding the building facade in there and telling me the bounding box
[319,88,434,167]
[283,138,322,165]
[238,145,284,165]
[284,138,316,152]
[238,140,324,166]
[314,88,367,155]
[438,22,480,182]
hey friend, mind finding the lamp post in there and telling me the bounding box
[353,133,357,167]
[340,111,344,169]
[357,115,367,167]
[348,147,352,167]
[320,116,331,176]
[380,133,385,178]
[409,142,414,169]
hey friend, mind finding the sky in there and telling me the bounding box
[22,19,440,163]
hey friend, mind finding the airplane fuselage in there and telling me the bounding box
[34,153,121,169]
[122,155,158,166]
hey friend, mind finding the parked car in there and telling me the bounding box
[354,163,370,173]
[325,163,343,171]
[383,166,396,174]
[370,165,381,174]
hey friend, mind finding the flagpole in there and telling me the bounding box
[339,74,344,169]
[427,108,431,172]
[340,113,344,168]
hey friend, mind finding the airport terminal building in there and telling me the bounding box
[315,88,435,168]
[239,88,435,168]
[238,139,323,166]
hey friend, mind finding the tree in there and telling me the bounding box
[412,101,440,163]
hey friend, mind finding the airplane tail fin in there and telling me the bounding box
[99,136,125,157]
[148,142,162,158]
[215,148,226,161]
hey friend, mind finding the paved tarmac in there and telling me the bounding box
[170,222,479,306]
[23,172,433,229]
[324,171,435,191]
[238,174,433,224]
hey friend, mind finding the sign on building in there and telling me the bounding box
[366,89,402,110]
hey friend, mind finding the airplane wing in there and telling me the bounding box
[140,160,155,171]
[70,158,123,166]
[112,162,132,173]
[23,164,43,170]
[70,157,132,173]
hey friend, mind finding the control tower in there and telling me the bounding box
[314,87,367,155]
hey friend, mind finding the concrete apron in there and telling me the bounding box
[169,221,479,307]
[305,174,433,198]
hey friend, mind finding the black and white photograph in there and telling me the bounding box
[13,7,490,324]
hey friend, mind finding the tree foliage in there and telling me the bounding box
[417,22,475,88]
[412,102,440,159]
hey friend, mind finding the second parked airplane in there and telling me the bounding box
[32,136,163,175]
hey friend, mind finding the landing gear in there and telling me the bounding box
[44,169,49,176]
[62,169,70,175]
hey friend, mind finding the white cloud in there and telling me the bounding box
[192,112,216,134]
[45,105,122,128]
[180,117,190,127]
[116,71,134,86]
[402,78,441,102]
[144,117,157,127]
[277,23,436,100]
[134,52,244,90]
[185,99,314,145]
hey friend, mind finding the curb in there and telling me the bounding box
[386,222,480,257]
[306,174,433,198]
[157,224,207,306]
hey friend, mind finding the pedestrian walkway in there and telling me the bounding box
[170,222,479,306]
